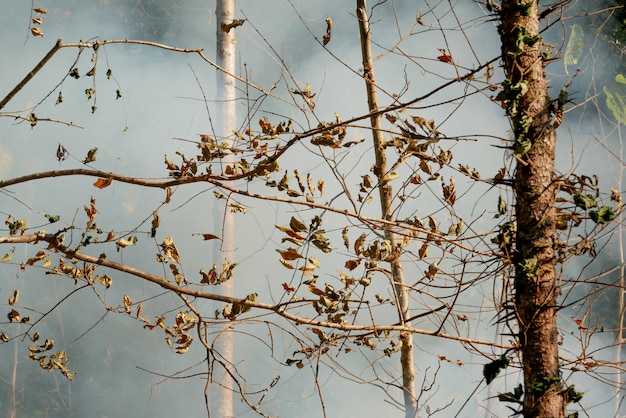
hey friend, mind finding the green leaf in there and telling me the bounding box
[604,74,626,125]
[46,214,60,223]
[495,195,507,218]
[564,24,584,74]
[589,206,615,225]
[310,231,333,253]
[289,216,308,233]
[519,257,538,278]
[83,148,97,164]
[565,385,584,404]
[498,383,524,403]
[573,193,597,210]
[512,27,540,55]
[483,355,509,385]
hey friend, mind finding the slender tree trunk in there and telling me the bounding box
[7,340,17,418]
[499,2,564,416]
[355,1,416,416]
[215,1,236,417]
[616,133,624,416]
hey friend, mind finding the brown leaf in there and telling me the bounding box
[220,19,245,33]
[345,258,361,270]
[160,236,180,263]
[282,283,296,293]
[322,17,332,46]
[7,309,20,322]
[354,233,367,256]
[33,8,47,14]
[307,285,325,296]
[193,233,221,241]
[277,247,303,261]
[442,178,456,206]
[259,117,272,134]
[494,166,506,181]
[93,177,112,189]
[436,48,453,63]
[164,155,178,170]
[419,159,432,175]
[418,243,429,259]
[84,197,98,226]
[275,225,307,241]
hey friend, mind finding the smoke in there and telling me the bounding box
[0,1,623,417]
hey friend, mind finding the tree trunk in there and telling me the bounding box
[499,2,565,416]
[215,1,236,417]
[355,1,417,417]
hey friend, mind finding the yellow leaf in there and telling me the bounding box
[100,275,112,288]
[294,169,305,192]
[160,236,180,263]
[164,155,178,170]
[279,258,295,269]
[116,237,137,249]
[317,179,325,195]
[8,290,19,305]
[30,27,44,37]
[123,294,133,314]
[298,263,317,276]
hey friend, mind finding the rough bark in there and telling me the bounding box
[215,1,236,417]
[356,1,416,417]
[499,1,564,416]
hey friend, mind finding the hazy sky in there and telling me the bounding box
[0,1,624,417]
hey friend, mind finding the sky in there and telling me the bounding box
[0,1,625,417]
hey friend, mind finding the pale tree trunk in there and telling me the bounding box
[616,137,624,416]
[7,340,17,418]
[356,1,416,416]
[500,1,565,416]
[214,1,236,417]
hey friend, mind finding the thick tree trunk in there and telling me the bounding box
[355,1,416,417]
[499,2,564,416]
[215,1,236,417]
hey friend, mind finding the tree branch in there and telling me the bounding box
[0,231,509,349]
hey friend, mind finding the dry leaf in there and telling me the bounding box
[93,177,112,189]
